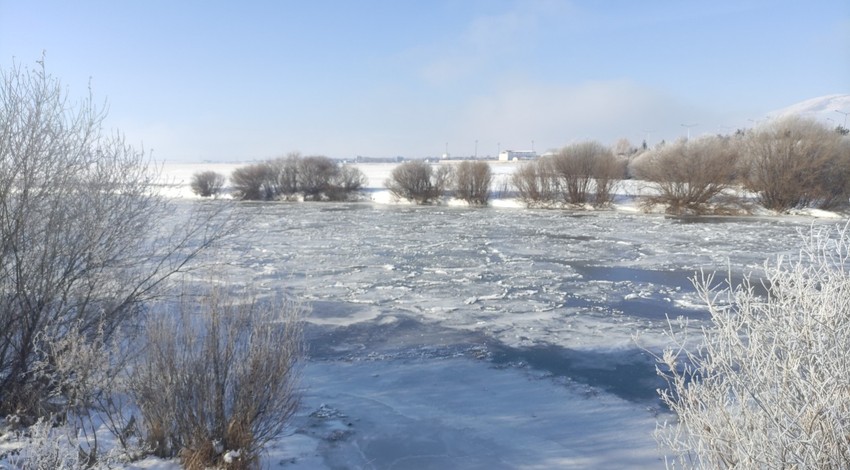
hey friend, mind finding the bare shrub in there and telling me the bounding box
[385,161,452,204]
[0,58,230,419]
[131,286,303,469]
[550,141,624,206]
[454,161,493,205]
[594,152,628,206]
[655,224,850,468]
[230,162,276,201]
[511,159,558,207]
[741,116,847,211]
[297,155,338,201]
[631,136,740,214]
[231,155,365,202]
[327,165,368,201]
[190,171,226,197]
[270,153,300,199]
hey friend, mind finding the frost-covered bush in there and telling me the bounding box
[131,286,303,469]
[3,417,140,469]
[5,419,87,469]
[0,57,229,420]
[656,224,850,468]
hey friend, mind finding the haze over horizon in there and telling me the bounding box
[1,1,848,162]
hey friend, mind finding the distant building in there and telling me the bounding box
[498,150,537,161]
[354,155,405,163]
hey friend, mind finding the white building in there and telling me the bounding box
[498,150,537,161]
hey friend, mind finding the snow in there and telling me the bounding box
[771,94,850,124]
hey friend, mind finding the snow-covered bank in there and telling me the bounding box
[156,161,847,219]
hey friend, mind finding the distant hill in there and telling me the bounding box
[771,94,850,127]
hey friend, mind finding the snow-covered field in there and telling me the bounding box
[3,161,843,468]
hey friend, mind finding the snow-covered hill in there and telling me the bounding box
[771,94,850,126]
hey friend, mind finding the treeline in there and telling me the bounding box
[192,153,367,201]
[194,116,850,215]
[510,116,850,214]
[631,116,850,214]
[511,141,626,207]
[193,158,496,206]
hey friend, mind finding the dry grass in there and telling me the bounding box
[131,285,303,469]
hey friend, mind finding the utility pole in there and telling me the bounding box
[681,123,698,141]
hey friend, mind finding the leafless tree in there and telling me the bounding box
[297,155,338,201]
[741,116,848,211]
[550,141,624,206]
[612,137,637,157]
[190,171,226,197]
[594,152,628,206]
[385,160,452,204]
[230,162,277,200]
[454,160,492,205]
[232,155,365,202]
[511,158,558,206]
[0,58,231,418]
[631,136,740,214]
[327,164,368,201]
[131,285,302,469]
[269,153,300,200]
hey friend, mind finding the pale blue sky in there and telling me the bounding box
[1,1,848,161]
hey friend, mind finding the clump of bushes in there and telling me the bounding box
[132,287,303,469]
[550,141,624,205]
[741,116,850,211]
[190,170,226,197]
[629,117,850,214]
[453,161,493,205]
[630,135,741,214]
[231,154,367,201]
[511,158,559,206]
[512,141,626,207]
[385,160,453,204]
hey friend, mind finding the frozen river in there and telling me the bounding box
[185,201,831,468]
[206,202,814,348]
